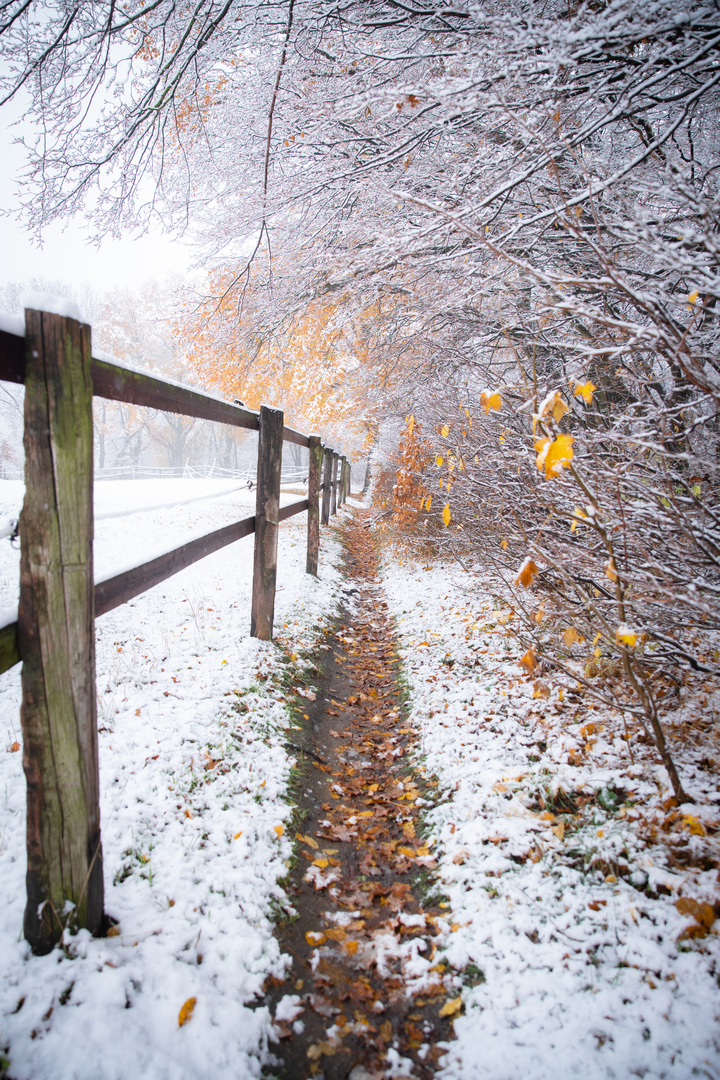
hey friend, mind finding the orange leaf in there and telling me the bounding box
[305,930,327,945]
[178,997,197,1027]
[9,741,20,753]
[274,824,284,838]
[520,649,538,675]
[515,558,538,588]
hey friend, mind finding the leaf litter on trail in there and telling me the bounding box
[266,510,457,1079]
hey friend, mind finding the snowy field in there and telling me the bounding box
[0,479,346,1080]
[383,555,720,1080]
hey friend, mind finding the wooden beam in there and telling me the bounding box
[321,447,332,526]
[1,324,310,448]
[306,435,322,576]
[0,619,20,672]
[91,355,260,432]
[0,328,24,384]
[19,309,103,954]
[251,406,284,640]
[96,516,256,616]
[279,499,309,523]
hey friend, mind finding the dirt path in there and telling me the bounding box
[264,511,456,1080]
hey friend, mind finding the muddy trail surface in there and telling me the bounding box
[264,510,457,1080]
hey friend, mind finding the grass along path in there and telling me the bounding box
[265,511,458,1080]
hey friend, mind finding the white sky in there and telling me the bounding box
[0,106,193,297]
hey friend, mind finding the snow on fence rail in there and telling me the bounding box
[0,307,352,956]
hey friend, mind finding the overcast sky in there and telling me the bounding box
[0,105,192,299]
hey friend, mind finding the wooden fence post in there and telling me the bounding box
[330,453,339,516]
[19,308,103,954]
[251,406,284,640]
[321,447,332,526]
[345,459,351,500]
[340,457,347,505]
[306,434,322,576]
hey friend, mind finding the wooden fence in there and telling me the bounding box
[0,307,351,954]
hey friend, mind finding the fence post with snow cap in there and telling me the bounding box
[251,406,284,641]
[19,308,104,954]
[306,434,323,577]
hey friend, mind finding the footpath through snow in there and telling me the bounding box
[0,484,718,1079]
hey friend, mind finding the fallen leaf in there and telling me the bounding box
[233,831,243,840]
[274,824,284,838]
[296,687,316,701]
[313,857,329,868]
[520,649,538,675]
[305,931,327,945]
[439,996,463,1018]
[297,832,319,848]
[178,997,197,1027]
[552,823,565,840]
[562,627,583,646]
[9,741,19,753]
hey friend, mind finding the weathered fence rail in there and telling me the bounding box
[0,307,351,954]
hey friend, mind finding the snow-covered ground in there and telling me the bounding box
[383,554,720,1080]
[0,479,346,1080]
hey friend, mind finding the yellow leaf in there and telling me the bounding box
[688,289,699,304]
[274,824,284,838]
[407,414,415,435]
[260,779,266,788]
[397,846,416,858]
[562,627,582,646]
[439,996,463,1018]
[681,815,707,836]
[344,940,359,954]
[605,557,618,583]
[313,857,329,868]
[436,456,443,466]
[480,391,502,414]
[533,679,551,699]
[425,495,432,511]
[441,425,449,437]
[297,833,319,849]
[534,604,545,625]
[536,434,574,478]
[305,930,327,945]
[442,503,451,527]
[538,390,568,422]
[233,831,243,839]
[178,997,197,1027]
[676,896,714,926]
[501,539,508,550]
[552,823,565,840]
[570,506,586,533]
[573,381,596,404]
[616,625,638,648]
[515,558,538,588]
